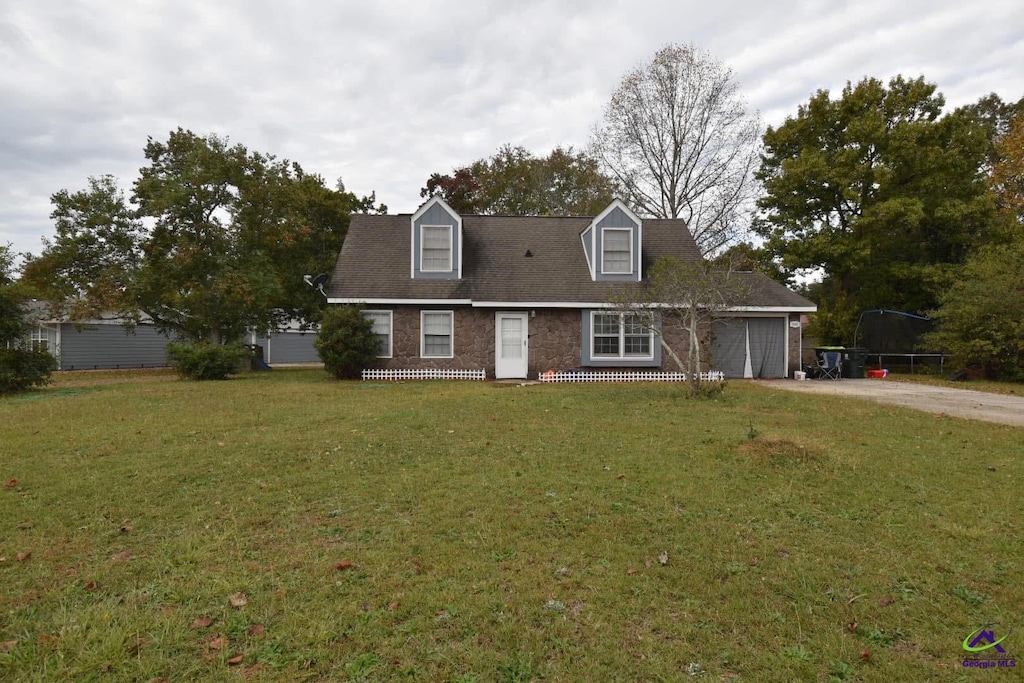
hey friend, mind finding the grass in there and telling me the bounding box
[887,372,1023,396]
[1,369,1021,681]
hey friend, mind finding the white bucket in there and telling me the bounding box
[794,370,807,381]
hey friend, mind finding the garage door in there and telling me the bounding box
[712,317,786,378]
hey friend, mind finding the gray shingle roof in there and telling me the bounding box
[328,213,814,310]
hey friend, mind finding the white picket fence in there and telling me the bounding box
[362,368,486,381]
[538,370,725,383]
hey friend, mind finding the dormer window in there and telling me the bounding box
[411,196,462,279]
[601,228,632,274]
[421,225,453,272]
[581,199,643,282]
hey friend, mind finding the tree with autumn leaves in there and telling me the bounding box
[923,111,1024,379]
[421,144,616,217]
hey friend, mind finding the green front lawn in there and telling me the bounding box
[888,373,1023,396]
[1,370,1020,681]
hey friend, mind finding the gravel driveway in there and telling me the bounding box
[759,378,1024,428]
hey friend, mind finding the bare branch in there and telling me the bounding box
[591,44,762,255]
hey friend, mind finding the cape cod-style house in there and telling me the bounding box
[327,196,815,380]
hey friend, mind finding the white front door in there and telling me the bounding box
[495,312,529,379]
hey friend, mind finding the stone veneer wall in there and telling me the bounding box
[788,312,803,376]
[371,306,697,378]
[378,306,494,372]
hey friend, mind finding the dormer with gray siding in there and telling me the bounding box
[410,195,463,279]
[580,199,642,282]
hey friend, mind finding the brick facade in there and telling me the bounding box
[371,306,697,379]
[369,306,803,379]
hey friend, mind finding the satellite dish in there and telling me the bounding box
[311,273,329,289]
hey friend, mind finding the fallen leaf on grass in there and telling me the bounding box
[227,654,244,665]
[16,552,31,562]
[145,678,170,683]
[5,479,16,489]
[387,601,399,611]
[228,592,248,608]
[208,634,228,650]
[120,522,133,533]
[1,640,17,653]
[334,559,353,571]
[84,580,99,591]
[110,550,132,562]
[658,551,669,566]
[190,616,214,630]
[860,649,871,662]
[878,596,895,607]
[847,621,858,633]
[617,473,625,480]
[626,568,638,575]
[247,623,265,636]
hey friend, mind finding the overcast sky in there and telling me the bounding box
[3,0,1023,263]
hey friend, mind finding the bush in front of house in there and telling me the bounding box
[167,342,249,380]
[0,348,58,395]
[315,306,379,380]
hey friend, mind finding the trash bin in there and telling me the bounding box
[842,347,867,379]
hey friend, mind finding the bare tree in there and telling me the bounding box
[591,44,762,255]
[612,256,748,397]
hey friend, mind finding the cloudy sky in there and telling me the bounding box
[3,0,1023,263]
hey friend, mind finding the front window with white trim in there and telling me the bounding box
[592,312,652,359]
[421,225,453,272]
[421,311,454,358]
[601,228,632,274]
[30,326,49,352]
[363,310,392,358]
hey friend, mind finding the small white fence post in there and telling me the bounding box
[536,370,724,383]
[361,368,486,381]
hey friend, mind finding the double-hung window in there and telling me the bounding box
[421,311,454,358]
[591,312,653,359]
[421,225,453,272]
[363,310,392,358]
[601,228,632,274]
[29,326,49,353]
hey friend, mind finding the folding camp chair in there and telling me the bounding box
[816,351,842,380]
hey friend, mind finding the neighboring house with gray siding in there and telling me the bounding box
[24,310,320,370]
[251,327,320,364]
[327,196,816,379]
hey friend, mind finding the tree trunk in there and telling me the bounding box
[659,336,686,372]
[687,309,701,397]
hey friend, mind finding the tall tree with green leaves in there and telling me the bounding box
[754,76,995,342]
[924,234,1024,380]
[925,110,1024,379]
[421,144,617,216]
[22,128,381,344]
